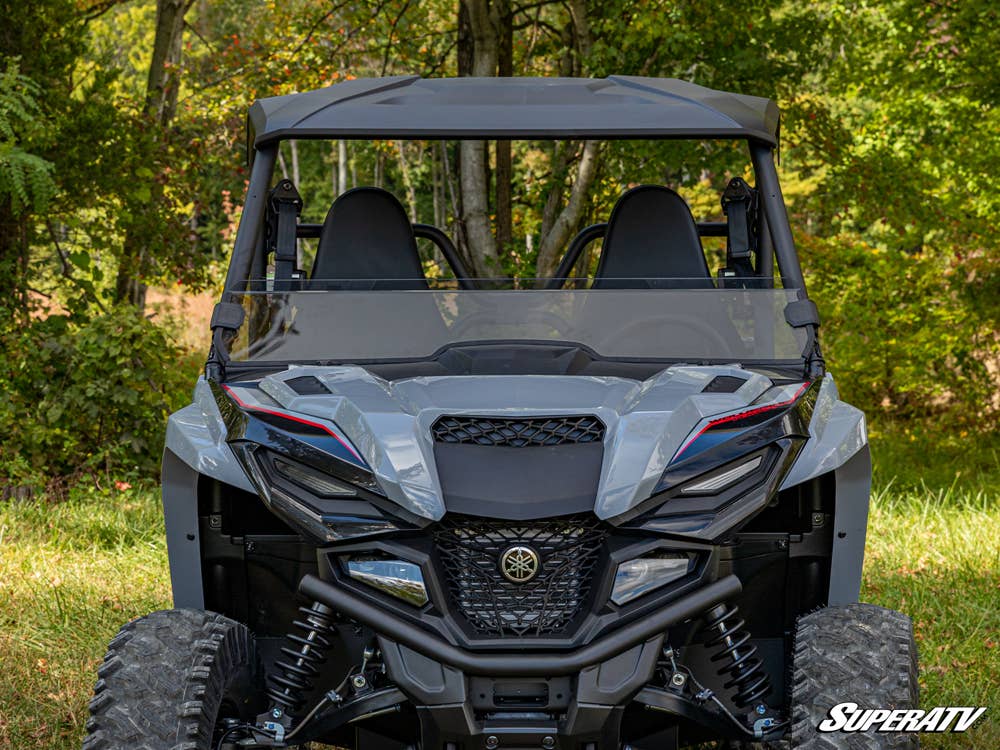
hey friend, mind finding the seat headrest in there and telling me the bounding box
[310,187,428,289]
[593,185,712,289]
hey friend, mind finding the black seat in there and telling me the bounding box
[593,185,713,289]
[310,187,428,289]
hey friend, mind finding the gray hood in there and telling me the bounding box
[166,365,866,522]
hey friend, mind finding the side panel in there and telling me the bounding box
[828,444,872,605]
[780,374,867,489]
[165,378,255,493]
[161,447,205,608]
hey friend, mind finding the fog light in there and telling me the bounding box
[344,556,428,606]
[611,554,694,605]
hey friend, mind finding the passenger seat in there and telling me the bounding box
[310,187,428,289]
[593,185,713,289]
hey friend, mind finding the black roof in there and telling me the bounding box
[248,76,780,146]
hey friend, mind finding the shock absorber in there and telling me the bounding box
[701,603,771,708]
[266,601,337,713]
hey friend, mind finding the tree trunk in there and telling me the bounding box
[535,140,600,278]
[458,0,500,277]
[533,2,599,280]
[494,0,513,258]
[395,141,418,222]
[115,0,195,310]
[0,202,28,320]
[337,140,348,195]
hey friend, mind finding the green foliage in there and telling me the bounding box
[803,233,997,426]
[0,62,55,214]
[0,307,199,485]
[870,421,1000,494]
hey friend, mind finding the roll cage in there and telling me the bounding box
[207,77,822,382]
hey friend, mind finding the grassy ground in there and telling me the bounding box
[0,429,997,749]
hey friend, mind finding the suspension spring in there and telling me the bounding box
[701,603,771,708]
[266,601,337,713]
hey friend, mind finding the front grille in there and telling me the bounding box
[433,515,606,637]
[432,415,604,447]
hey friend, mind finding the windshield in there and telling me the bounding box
[227,281,808,365]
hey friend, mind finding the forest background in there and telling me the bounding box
[0,2,997,747]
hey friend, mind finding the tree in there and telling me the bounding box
[115,0,196,309]
[0,63,55,318]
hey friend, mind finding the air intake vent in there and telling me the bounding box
[286,376,331,395]
[432,415,604,447]
[433,515,606,636]
[702,375,747,393]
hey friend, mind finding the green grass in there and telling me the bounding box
[0,432,997,749]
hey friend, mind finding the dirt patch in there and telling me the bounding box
[145,287,216,353]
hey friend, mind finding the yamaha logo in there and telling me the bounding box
[499,546,541,583]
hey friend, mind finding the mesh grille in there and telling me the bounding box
[432,415,604,447]
[433,515,606,636]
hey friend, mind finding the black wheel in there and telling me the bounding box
[82,609,265,750]
[788,603,919,749]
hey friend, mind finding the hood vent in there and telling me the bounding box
[432,415,604,448]
[286,375,332,395]
[701,375,747,393]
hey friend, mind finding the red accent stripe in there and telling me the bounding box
[674,381,810,460]
[222,384,363,462]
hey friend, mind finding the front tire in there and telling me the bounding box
[789,603,919,749]
[83,609,262,750]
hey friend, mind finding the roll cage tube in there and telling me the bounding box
[206,144,277,381]
[750,142,824,376]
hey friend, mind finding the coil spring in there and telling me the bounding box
[266,601,336,713]
[702,604,771,708]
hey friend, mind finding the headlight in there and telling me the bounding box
[611,553,694,605]
[273,456,357,497]
[679,455,763,494]
[268,485,400,542]
[235,446,401,543]
[343,555,428,606]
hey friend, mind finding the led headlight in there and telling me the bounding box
[266,486,399,542]
[235,447,400,543]
[611,553,694,605]
[680,455,763,494]
[273,456,357,497]
[343,555,428,606]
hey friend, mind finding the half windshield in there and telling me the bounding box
[226,280,808,366]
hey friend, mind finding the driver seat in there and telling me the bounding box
[310,187,428,289]
[593,185,713,289]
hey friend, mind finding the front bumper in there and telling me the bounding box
[298,573,742,748]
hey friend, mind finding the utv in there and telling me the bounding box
[84,77,917,750]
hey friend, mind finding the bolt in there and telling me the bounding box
[271,707,282,719]
[756,704,767,715]
[776,538,788,550]
[542,737,555,749]
[485,735,500,749]
[670,672,687,688]
[209,514,222,529]
[351,674,367,690]
[811,512,824,527]
[246,540,256,553]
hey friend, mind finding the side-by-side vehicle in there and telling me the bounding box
[83,76,917,750]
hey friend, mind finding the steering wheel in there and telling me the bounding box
[445,307,574,340]
[596,315,738,358]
